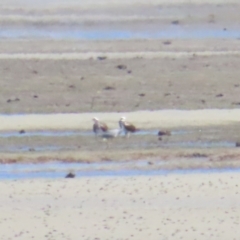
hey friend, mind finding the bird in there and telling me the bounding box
[100,129,121,139]
[92,117,108,136]
[92,117,121,148]
[157,130,171,141]
[99,128,122,149]
[119,116,139,137]
[158,130,171,136]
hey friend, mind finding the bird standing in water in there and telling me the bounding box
[92,117,121,148]
[92,117,108,136]
[119,116,139,137]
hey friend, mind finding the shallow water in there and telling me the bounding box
[0,130,91,138]
[1,161,240,180]
[0,160,164,179]
[0,129,184,138]
[0,128,235,153]
[1,25,240,40]
[164,141,235,148]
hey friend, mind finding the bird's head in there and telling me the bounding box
[92,117,99,123]
[119,116,126,122]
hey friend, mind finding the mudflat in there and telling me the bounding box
[0,1,239,114]
[0,0,239,163]
[0,0,238,164]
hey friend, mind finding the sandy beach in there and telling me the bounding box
[1,172,240,240]
[1,109,240,131]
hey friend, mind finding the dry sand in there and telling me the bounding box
[1,172,240,240]
[1,109,240,131]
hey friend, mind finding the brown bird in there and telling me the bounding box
[92,117,108,136]
[158,130,171,136]
[158,130,171,141]
[119,116,139,137]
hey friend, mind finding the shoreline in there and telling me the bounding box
[0,109,239,131]
[2,160,240,181]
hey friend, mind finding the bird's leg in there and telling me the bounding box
[106,140,109,149]
[118,129,123,137]
[123,129,128,138]
[95,134,101,141]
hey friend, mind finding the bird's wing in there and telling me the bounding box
[99,122,108,132]
[124,122,136,132]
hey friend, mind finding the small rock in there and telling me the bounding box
[135,103,139,108]
[116,64,127,70]
[97,56,107,60]
[127,70,132,74]
[139,93,145,97]
[19,130,25,134]
[7,99,12,103]
[65,172,75,178]
[192,153,208,158]
[171,20,180,25]
[232,102,240,105]
[236,142,240,147]
[104,86,115,90]
[163,40,172,45]
[68,85,75,89]
[216,93,223,97]
[33,95,38,98]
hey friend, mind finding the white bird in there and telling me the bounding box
[101,129,121,138]
[98,128,122,149]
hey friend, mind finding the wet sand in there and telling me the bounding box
[0,2,239,113]
[0,0,239,164]
[1,40,240,113]
[1,172,240,240]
